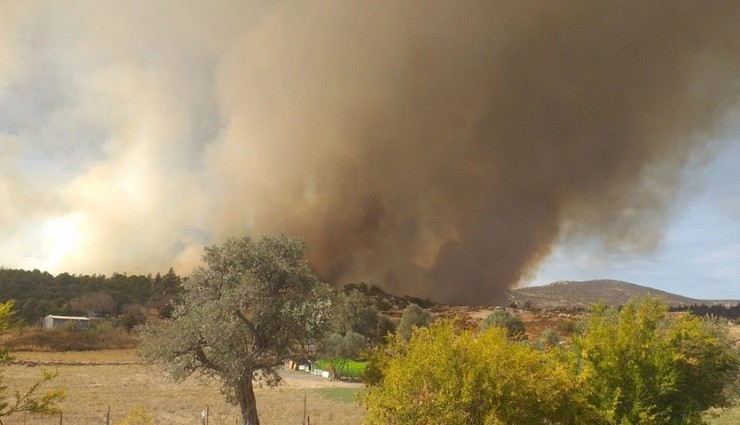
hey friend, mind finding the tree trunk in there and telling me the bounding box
[238,377,260,425]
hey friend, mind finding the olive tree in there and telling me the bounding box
[396,303,433,341]
[335,290,395,344]
[140,235,334,425]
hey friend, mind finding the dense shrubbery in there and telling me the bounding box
[364,321,581,424]
[573,298,739,425]
[364,297,740,425]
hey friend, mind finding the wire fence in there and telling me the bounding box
[13,397,316,425]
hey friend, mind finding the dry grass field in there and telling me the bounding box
[4,324,738,425]
[4,350,365,425]
[728,324,740,344]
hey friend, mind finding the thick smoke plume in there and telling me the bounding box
[3,1,740,303]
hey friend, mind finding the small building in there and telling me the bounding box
[42,315,90,330]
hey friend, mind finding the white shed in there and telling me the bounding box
[42,315,90,330]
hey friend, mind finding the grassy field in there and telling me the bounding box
[706,406,740,425]
[728,324,740,343]
[4,351,365,425]
[313,359,367,380]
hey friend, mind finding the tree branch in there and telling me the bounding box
[235,309,265,352]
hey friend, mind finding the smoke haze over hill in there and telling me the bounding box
[2,1,740,303]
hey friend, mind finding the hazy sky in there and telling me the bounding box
[1,1,739,302]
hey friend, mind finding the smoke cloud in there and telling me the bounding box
[2,1,740,303]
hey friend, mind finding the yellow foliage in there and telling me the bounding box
[115,404,155,425]
[363,319,585,425]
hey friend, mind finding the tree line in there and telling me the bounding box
[669,303,740,321]
[0,267,183,326]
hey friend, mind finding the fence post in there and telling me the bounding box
[205,404,209,425]
[106,405,110,425]
[59,412,63,425]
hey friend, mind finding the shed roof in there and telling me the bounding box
[46,315,90,321]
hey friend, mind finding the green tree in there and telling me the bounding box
[0,301,65,424]
[336,290,395,344]
[480,308,525,339]
[363,319,582,424]
[396,303,432,341]
[140,235,334,425]
[573,297,740,425]
[322,331,367,380]
[151,268,183,318]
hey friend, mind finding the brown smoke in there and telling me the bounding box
[204,1,740,303]
[5,1,740,304]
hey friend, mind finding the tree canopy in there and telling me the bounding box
[573,297,740,425]
[335,289,395,344]
[0,267,186,324]
[363,320,581,424]
[140,235,334,425]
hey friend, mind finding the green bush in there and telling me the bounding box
[480,308,525,338]
[397,304,432,341]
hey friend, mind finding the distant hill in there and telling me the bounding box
[507,279,739,310]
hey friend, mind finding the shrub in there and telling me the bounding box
[363,320,582,424]
[480,308,525,338]
[116,404,154,425]
[539,327,560,347]
[396,304,432,341]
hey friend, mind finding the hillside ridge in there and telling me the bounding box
[507,279,738,309]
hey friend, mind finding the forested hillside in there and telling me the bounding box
[0,268,183,325]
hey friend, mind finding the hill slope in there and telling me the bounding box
[507,279,738,309]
